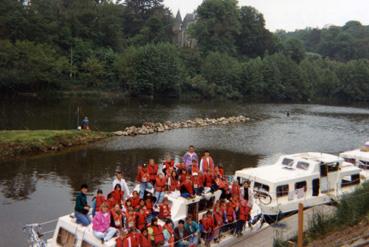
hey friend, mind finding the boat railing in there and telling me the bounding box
[23,219,58,247]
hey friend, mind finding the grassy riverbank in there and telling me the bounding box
[0,130,110,161]
[274,181,369,247]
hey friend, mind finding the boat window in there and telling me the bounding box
[359,160,369,170]
[276,184,289,197]
[199,196,215,211]
[295,181,307,192]
[341,174,360,187]
[56,227,76,247]
[254,182,270,192]
[327,162,339,172]
[344,158,355,164]
[296,162,309,170]
[282,158,294,166]
[187,202,198,221]
[320,164,328,177]
[81,241,93,247]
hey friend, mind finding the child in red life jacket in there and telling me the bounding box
[159,197,171,219]
[180,175,194,198]
[155,173,166,204]
[147,159,159,185]
[111,203,124,229]
[213,206,224,243]
[191,172,204,195]
[201,211,214,245]
[140,228,152,247]
[111,183,124,206]
[106,193,117,210]
[179,169,187,183]
[126,208,137,229]
[231,180,241,199]
[128,227,141,247]
[200,150,215,174]
[116,230,128,247]
[191,159,199,174]
[168,170,179,192]
[148,218,165,246]
[204,171,214,188]
[130,191,141,209]
[136,207,148,231]
[92,189,105,216]
[225,201,236,233]
[235,200,251,236]
[137,164,153,199]
[162,155,175,175]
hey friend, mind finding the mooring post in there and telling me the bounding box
[298,203,304,247]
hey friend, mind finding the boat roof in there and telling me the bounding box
[340,149,369,161]
[282,152,343,164]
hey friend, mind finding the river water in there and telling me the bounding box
[1,97,369,246]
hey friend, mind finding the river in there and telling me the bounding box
[1,97,369,246]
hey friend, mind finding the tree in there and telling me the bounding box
[115,43,185,97]
[236,6,276,57]
[283,39,305,63]
[190,0,240,55]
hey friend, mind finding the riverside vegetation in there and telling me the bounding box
[1,0,369,101]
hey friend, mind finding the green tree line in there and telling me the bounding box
[1,0,369,101]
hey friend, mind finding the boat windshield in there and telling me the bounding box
[281,158,294,167]
[254,181,270,192]
[296,161,309,170]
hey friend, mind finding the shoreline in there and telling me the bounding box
[0,130,110,162]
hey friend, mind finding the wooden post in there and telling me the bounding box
[298,203,304,247]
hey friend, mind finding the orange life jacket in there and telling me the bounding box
[159,203,171,219]
[239,204,251,221]
[168,176,179,192]
[204,172,213,187]
[111,190,124,205]
[136,212,147,230]
[226,206,235,222]
[232,183,240,198]
[202,216,214,231]
[155,176,166,192]
[181,180,194,195]
[214,212,223,227]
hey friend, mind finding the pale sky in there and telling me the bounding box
[164,0,369,31]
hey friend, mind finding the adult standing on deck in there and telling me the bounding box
[200,150,215,174]
[112,166,130,200]
[75,184,91,226]
[182,145,198,173]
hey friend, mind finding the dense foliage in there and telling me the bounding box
[1,0,369,102]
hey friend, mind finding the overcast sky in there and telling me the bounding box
[164,0,369,31]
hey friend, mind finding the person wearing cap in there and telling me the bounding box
[182,145,198,173]
[74,184,91,226]
[113,166,130,200]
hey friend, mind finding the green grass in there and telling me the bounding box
[0,130,110,159]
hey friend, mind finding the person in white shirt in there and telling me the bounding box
[112,167,130,200]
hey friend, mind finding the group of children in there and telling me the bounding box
[74,146,255,246]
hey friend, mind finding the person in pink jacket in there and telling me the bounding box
[92,202,117,243]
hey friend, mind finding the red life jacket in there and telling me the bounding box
[191,163,199,174]
[140,234,152,247]
[148,164,158,182]
[219,167,224,177]
[145,200,153,212]
[130,196,140,209]
[95,195,106,212]
[164,160,175,169]
[182,180,194,195]
[202,216,214,231]
[129,232,140,247]
[159,203,171,219]
[179,172,187,183]
[107,198,116,210]
[136,212,147,230]
[168,176,179,192]
[111,190,124,205]
[155,176,166,192]
[239,204,251,221]
[163,224,174,247]
[226,206,235,222]
[191,176,203,189]
[204,173,213,187]
[201,156,215,173]
[137,167,150,183]
[151,225,164,245]
[111,209,123,228]
[214,212,223,227]
[232,183,240,198]
[126,212,136,228]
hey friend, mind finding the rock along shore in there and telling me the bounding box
[113,115,250,136]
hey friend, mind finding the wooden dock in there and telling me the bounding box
[218,205,336,247]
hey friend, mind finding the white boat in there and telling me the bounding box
[234,152,366,223]
[26,188,266,246]
[339,142,369,178]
